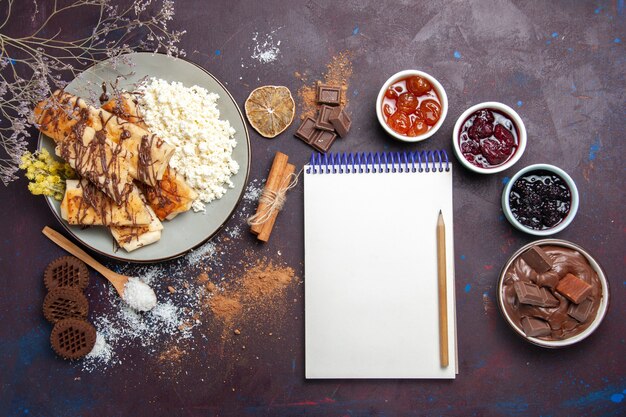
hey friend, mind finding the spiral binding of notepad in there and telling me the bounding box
[306,150,450,174]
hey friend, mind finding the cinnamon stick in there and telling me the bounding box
[257,163,295,242]
[250,152,289,235]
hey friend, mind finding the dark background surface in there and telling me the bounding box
[1,0,624,416]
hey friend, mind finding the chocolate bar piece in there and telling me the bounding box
[294,117,317,144]
[521,317,552,337]
[316,84,341,105]
[310,130,336,153]
[315,105,336,131]
[329,107,351,137]
[539,287,559,307]
[556,273,592,304]
[567,297,594,322]
[513,281,559,307]
[521,246,553,273]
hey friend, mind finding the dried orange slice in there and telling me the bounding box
[245,86,295,138]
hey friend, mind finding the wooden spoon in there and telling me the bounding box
[42,226,128,297]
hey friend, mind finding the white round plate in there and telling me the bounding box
[38,52,250,263]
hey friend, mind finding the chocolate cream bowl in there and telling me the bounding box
[497,239,609,348]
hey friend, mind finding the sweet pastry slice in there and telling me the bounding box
[54,124,133,205]
[61,178,162,251]
[138,167,198,220]
[61,179,153,226]
[101,94,198,220]
[109,207,163,252]
[35,90,175,186]
[102,92,146,128]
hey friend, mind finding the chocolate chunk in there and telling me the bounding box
[316,84,341,105]
[521,317,552,337]
[514,281,559,307]
[310,130,337,153]
[329,107,351,137]
[521,246,553,273]
[294,117,317,144]
[568,298,594,322]
[556,273,592,304]
[539,288,560,307]
[315,105,336,131]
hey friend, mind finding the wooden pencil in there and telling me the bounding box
[437,210,449,368]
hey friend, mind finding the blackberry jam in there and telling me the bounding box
[459,109,519,168]
[509,170,572,230]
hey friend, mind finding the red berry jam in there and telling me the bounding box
[382,75,442,137]
[509,170,572,230]
[459,109,519,168]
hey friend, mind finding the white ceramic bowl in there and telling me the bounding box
[502,163,579,236]
[376,70,448,142]
[497,239,609,348]
[452,102,527,174]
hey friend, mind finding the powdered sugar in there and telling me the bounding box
[76,180,281,373]
[83,333,114,372]
[243,178,264,202]
[186,241,217,266]
[79,280,203,372]
[123,277,157,311]
[251,29,282,64]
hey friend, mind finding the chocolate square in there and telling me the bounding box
[316,84,341,106]
[310,130,337,153]
[315,105,336,131]
[556,273,592,304]
[539,287,560,307]
[567,297,594,322]
[521,317,551,337]
[513,281,543,305]
[329,107,351,137]
[294,117,317,144]
[521,246,553,273]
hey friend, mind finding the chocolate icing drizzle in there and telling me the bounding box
[57,122,132,206]
[38,90,160,193]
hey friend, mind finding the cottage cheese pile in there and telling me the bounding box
[139,78,239,212]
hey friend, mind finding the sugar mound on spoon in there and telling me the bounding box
[122,277,157,311]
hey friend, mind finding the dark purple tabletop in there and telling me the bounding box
[1,1,624,416]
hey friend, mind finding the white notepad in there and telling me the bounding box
[304,151,457,379]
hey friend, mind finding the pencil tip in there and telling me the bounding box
[439,209,442,215]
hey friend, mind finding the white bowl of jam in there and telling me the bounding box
[502,164,579,236]
[376,70,448,142]
[453,102,526,173]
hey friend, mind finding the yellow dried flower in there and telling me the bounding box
[19,149,75,201]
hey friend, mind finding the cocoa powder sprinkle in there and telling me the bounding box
[297,51,353,119]
[209,295,242,323]
[204,260,295,324]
